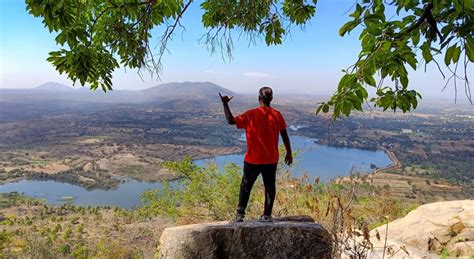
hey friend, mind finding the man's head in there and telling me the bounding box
[259,86,273,106]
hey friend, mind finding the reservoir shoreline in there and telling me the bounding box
[0,135,394,208]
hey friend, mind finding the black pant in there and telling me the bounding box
[237,161,277,216]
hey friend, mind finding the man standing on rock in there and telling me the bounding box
[219,86,292,223]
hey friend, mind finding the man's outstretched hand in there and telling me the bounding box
[219,92,233,104]
[285,152,293,166]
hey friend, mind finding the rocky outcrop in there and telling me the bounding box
[83,162,95,172]
[370,199,474,257]
[158,218,332,259]
[158,201,473,258]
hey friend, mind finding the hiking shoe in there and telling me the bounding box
[233,213,245,223]
[259,215,273,222]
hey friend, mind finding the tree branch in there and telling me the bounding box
[156,0,193,69]
[396,3,442,41]
[88,0,156,47]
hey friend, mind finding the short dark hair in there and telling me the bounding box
[259,86,273,106]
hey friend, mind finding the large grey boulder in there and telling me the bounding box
[158,218,332,259]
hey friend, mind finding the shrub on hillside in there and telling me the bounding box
[139,156,417,227]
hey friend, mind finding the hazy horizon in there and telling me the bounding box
[2,81,473,105]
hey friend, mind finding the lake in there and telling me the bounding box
[0,179,166,208]
[196,135,392,182]
[0,135,393,208]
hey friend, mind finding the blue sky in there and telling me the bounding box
[0,0,469,100]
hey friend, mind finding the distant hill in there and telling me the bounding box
[0,81,237,103]
[0,81,245,122]
[141,81,241,109]
[34,82,74,92]
[0,81,323,107]
[1,81,324,122]
[143,81,236,98]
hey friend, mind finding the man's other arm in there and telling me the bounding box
[280,129,293,165]
[219,93,235,125]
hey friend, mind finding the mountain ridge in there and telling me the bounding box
[34,82,74,91]
[143,81,235,95]
[0,81,250,114]
[2,81,323,99]
[1,81,236,100]
[0,81,331,109]
[3,81,236,94]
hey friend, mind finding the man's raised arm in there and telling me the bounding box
[219,93,236,125]
[280,129,293,165]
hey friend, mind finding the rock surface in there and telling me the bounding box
[370,199,474,257]
[158,219,332,259]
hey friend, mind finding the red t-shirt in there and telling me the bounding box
[235,106,287,165]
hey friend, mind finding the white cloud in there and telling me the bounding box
[242,72,270,78]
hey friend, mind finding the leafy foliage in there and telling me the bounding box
[140,157,242,220]
[26,0,187,91]
[317,0,474,118]
[201,0,317,48]
[27,0,473,117]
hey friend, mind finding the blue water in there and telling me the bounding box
[0,180,166,209]
[196,135,392,182]
[0,135,392,208]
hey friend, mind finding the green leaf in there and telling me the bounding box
[342,101,352,116]
[364,74,376,87]
[353,100,363,111]
[316,104,324,114]
[452,46,461,63]
[400,76,408,88]
[358,86,368,98]
[364,13,384,22]
[466,36,474,62]
[412,95,418,109]
[264,16,285,45]
[338,75,347,90]
[421,42,433,63]
[338,74,356,90]
[339,21,358,36]
[350,4,363,19]
[411,31,420,46]
[444,45,456,65]
[404,54,417,70]
[366,23,382,35]
[323,104,330,113]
